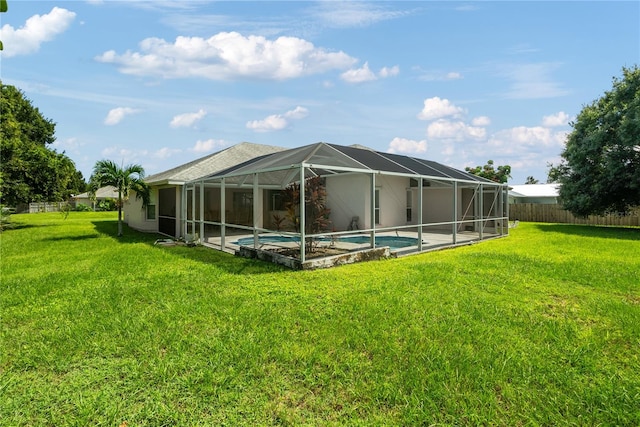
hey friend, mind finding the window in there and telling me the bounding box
[406,190,412,222]
[233,192,253,210]
[374,189,380,225]
[146,204,156,220]
[269,190,286,211]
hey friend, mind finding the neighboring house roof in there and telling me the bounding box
[509,183,560,199]
[207,142,496,185]
[73,186,119,200]
[145,142,286,186]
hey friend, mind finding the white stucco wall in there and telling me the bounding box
[124,185,184,236]
[326,174,369,230]
[422,187,455,226]
[376,175,410,228]
[123,188,157,233]
[326,174,412,230]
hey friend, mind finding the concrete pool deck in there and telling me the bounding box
[201,229,497,256]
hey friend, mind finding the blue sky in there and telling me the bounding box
[2,1,638,184]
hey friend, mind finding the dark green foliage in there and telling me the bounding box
[555,66,640,216]
[525,176,539,184]
[73,204,92,212]
[0,82,86,206]
[96,198,117,211]
[0,0,6,51]
[465,160,512,183]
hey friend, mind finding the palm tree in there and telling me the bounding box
[89,160,150,237]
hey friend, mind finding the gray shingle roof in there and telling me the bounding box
[145,142,285,185]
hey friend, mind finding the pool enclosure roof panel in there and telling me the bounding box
[202,142,498,186]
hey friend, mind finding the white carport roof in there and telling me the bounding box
[509,184,560,198]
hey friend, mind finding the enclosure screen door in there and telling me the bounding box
[158,187,177,236]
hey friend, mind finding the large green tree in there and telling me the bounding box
[89,160,150,237]
[553,66,640,216]
[0,82,86,207]
[465,160,512,183]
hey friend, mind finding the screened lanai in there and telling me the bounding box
[182,142,509,268]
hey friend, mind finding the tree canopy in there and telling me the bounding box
[89,160,150,236]
[0,82,86,207]
[465,160,512,183]
[553,66,640,216]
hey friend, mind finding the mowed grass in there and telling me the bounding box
[1,212,639,426]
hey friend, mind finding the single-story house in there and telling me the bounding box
[509,184,560,204]
[72,186,119,210]
[123,142,285,237]
[182,142,509,266]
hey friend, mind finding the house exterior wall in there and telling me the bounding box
[125,185,183,237]
[74,197,93,209]
[325,174,413,230]
[124,188,157,233]
[376,175,410,228]
[325,174,369,230]
[422,187,457,229]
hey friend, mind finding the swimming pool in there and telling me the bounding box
[233,235,419,251]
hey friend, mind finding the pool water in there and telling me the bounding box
[233,235,419,251]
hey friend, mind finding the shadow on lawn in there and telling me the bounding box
[533,223,640,241]
[44,234,100,242]
[92,220,159,244]
[92,220,285,275]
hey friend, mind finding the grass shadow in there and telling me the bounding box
[1,223,51,231]
[44,234,100,242]
[159,244,288,275]
[92,220,161,244]
[92,219,286,275]
[533,223,640,241]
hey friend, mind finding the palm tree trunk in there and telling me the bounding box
[117,191,123,236]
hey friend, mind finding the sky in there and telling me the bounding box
[1,1,639,184]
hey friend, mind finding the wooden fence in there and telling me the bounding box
[509,203,639,227]
[27,202,75,213]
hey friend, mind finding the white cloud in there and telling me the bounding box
[0,7,76,58]
[418,70,463,81]
[341,62,400,83]
[191,139,228,153]
[488,126,568,154]
[283,106,309,119]
[96,32,357,81]
[309,2,409,28]
[246,115,288,132]
[387,137,427,154]
[170,109,207,128]
[417,97,465,121]
[154,147,182,159]
[100,146,149,160]
[379,65,400,78]
[341,62,377,83]
[104,107,140,125]
[53,136,82,151]
[542,111,570,127]
[499,62,569,99]
[246,106,309,132]
[427,119,486,141]
[472,116,491,126]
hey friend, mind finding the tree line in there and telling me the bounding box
[1,82,87,208]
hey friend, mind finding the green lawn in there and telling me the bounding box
[1,212,639,426]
